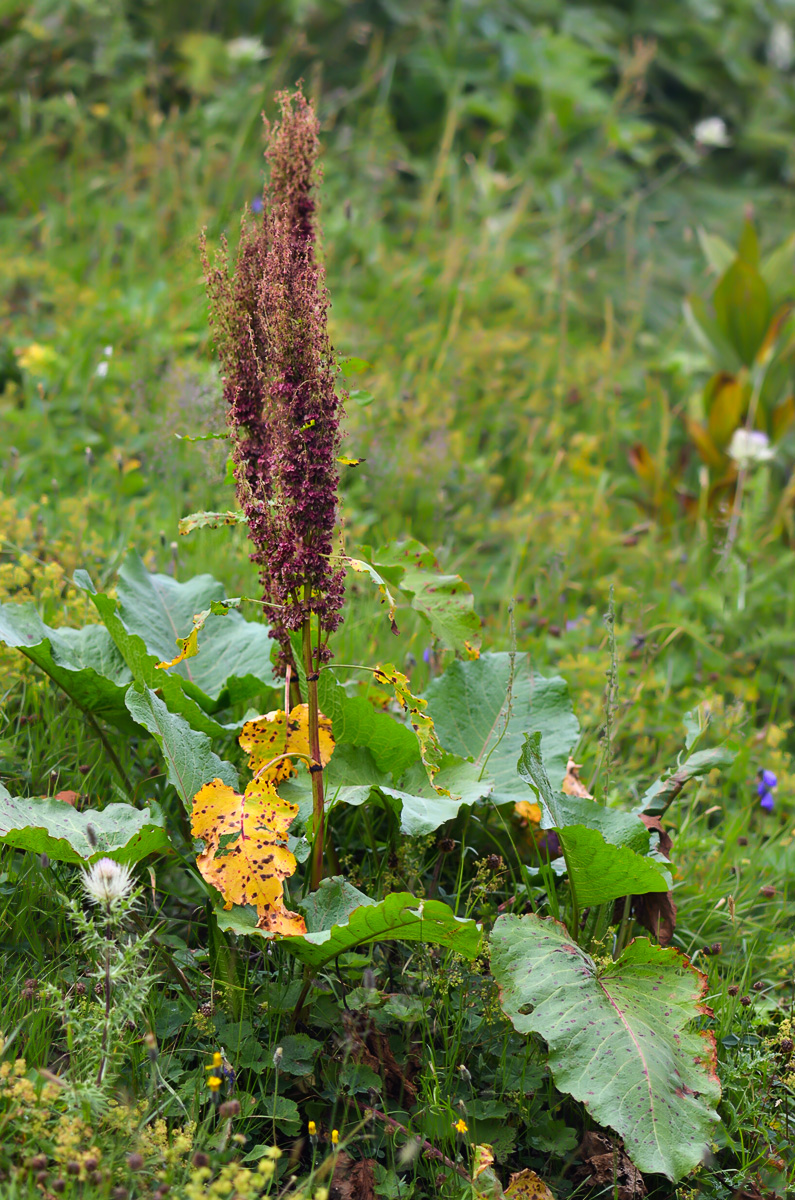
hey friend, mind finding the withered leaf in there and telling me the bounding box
[634,814,676,946]
[191,778,306,935]
[239,703,334,783]
[374,664,450,795]
[473,1144,495,1179]
[330,1152,376,1200]
[561,757,592,799]
[574,1131,646,1200]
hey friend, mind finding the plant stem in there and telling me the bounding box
[366,1108,473,1184]
[614,894,633,959]
[302,614,326,891]
[96,918,112,1086]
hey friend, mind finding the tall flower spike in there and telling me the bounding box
[204,88,345,674]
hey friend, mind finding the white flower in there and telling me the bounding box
[768,22,794,71]
[694,117,731,148]
[95,360,109,378]
[103,345,113,358]
[728,428,775,467]
[226,37,269,63]
[82,857,134,906]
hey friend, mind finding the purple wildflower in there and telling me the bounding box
[204,89,345,674]
[250,196,264,213]
[757,768,778,812]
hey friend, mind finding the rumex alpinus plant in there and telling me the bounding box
[203,89,345,889]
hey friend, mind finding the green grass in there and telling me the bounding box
[2,3,795,1198]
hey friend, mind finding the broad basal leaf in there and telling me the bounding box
[0,604,133,729]
[322,746,494,836]
[239,704,334,783]
[426,653,579,798]
[362,538,482,656]
[76,551,277,722]
[375,664,449,793]
[318,670,419,778]
[0,786,169,864]
[491,914,721,1180]
[217,876,482,964]
[125,685,237,808]
[518,733,669,905]
[191,778,305,935]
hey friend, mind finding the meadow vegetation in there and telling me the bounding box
[1,3,795,1198]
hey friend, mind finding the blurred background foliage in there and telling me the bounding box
[2,0,795,792]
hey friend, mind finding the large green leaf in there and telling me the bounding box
[75,566,227,737]
[0,786,169,864]
[124,685,237,808]
[318,669,419,778]
[490,914,721,1180]
[112,551,276,705]
[713,258,770,366]
[0,604,133,728]
[518,733,669,904]
[425,652,578,798]
[217,879,482,965]
[75,553,276,735]
[319,744,493,835]
[360,539,482,655]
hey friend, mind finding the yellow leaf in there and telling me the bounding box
[156,628,199,670]
[473,1145,494,1179]
[561,757,592,799]
[191,778,306,934]
[504,1169,556,1200]
[239,704,334,783]
[155,599,242,671]
[345,557,399,634]
[685,417,725,469]
[514,799,542,825]
[373,664,450,795]
[705,372,745,447]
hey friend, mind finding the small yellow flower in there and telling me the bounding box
[206,1052,223,1070]
[307,1120,317,1137]
[453,1118,468,1135]
[315,1189,329,1200]
[263,1146,282,1160]
[331,1129,340,1146]
[207,1075,222,1091]
[257,1161,274,1180]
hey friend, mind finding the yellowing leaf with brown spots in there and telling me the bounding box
[504,1169,556,1200]
[239,704,334,783]
[374,664,450,796]
[473,1145,494,1179]
[190,778,306,935]
[156,627,199,670]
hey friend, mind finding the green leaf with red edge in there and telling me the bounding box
[490,913,721,1181]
